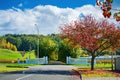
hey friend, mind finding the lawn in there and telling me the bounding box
[73,63,120,77]
[72,63,113,70]
[0,63,40,72]
[0,49,36,61]
[0,63,26,72]
[0,49,37,72]
[0,49,22,60]
[0,67,27,72]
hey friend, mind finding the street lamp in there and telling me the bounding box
[35,24,40,58]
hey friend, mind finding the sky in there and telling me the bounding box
[0,0,120,35]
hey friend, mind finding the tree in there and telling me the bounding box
[60,15,120,70]
[5,36,22,50]
[71,45,85,58]
[39,36,57,60]
[96,0,120,21]
[1,38,7,48]
[58,39,72,62]
[12,45,17,51]
[6,42,11,49]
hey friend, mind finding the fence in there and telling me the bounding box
[66,56,120,65]
[18,56,48,64]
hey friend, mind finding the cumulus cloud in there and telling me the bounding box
[0,5,104,35]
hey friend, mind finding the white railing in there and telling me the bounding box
[18,56,48,64]
[66,55,120,64]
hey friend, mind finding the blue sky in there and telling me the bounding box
[0,0,95,10]
[0,0,120,35]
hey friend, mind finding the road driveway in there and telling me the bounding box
[0,65,80,80]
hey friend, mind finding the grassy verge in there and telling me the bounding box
[0,67,27,72]
[0,63,40,72]
[72,63,112,70]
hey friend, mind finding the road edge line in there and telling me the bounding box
[16,74,32,80]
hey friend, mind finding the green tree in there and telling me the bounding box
[6,42,11,49]
[39,36,57,60]
[71,45,85,58]
[1,38,7,49]
[58,39,72,62]
[12,45,17,51]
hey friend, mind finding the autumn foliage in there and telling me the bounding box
[96,0,120,21]
[96,0,113,18]
[60,15,120,70]
[0,38,17,51]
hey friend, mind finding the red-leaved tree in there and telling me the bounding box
[60,15,120,70]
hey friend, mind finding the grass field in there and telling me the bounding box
[0,49,38,72]
[0,49,36,61]
[0,49,22,60]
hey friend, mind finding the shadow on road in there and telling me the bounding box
[2,70,75,76]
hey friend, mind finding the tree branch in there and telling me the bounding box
[95,44,112,57]
[94,40,109,53]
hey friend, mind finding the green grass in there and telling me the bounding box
[0,49,38,72]
[0,63,40,72]
[72,63,113,70]
[0,63,26,72]
[95,63,113,69]
[0,67,27,72]
[23,50,36,59]
[0,49,36,61]
[0,49,22,60]
[0,63,39,68]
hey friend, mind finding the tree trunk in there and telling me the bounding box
[91,55,95,70]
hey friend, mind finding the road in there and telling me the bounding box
[0,65,80,80]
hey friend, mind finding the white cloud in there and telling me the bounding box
[0,5,104,35]
[18,3,23,7]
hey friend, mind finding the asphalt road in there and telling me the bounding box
[0,65,80,80]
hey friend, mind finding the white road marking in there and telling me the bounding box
[16,74,33,80]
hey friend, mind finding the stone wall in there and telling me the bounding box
[115,57,120,70]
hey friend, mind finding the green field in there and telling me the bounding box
[0,49,22,60]
[0,49,37,72]
[0,49,36,61]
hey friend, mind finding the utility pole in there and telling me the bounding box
[35,24,40,58]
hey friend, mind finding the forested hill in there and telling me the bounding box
[3,34,61,51]
[0,34,85,61]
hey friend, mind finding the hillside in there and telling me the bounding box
[0,49,36,62]
[0,49,22,61]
